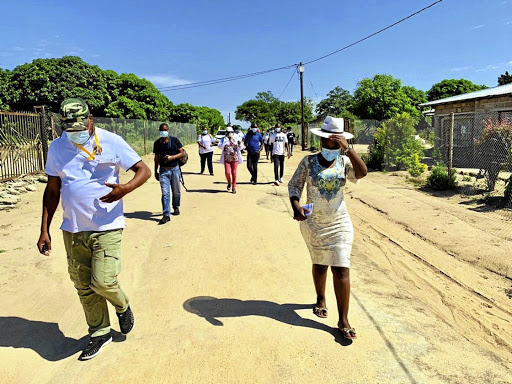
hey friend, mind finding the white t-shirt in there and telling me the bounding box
[270,132,288,155]
[197,134,214,154]
[45,127,142,233]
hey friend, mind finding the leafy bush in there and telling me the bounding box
[362,140,385,170]
[405,153,427,177]
[505,175,512,206]
[427,163,457,190]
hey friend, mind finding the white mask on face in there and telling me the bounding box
[159,131,169,138]
[275,128,281,133]
[251,128,257,133]
[227,133,234,138]
[202,130,208,135]
[321,147,339,161]
[67,130,91,145]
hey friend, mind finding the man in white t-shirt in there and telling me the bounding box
[270,123,289,185]
[37,98,151,360]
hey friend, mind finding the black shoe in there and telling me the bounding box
[172,208,180,216]
[117,306,134,334]
[210,173,214,176]
[79,334,112,361]
[158,215,170,225]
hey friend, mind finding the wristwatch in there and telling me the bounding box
[345,144,354,152]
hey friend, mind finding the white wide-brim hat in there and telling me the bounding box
[310,116,354,139]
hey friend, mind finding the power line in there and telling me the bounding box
[278,66,298,100]
[305,71,318,99]
[304,0,444,65]
[158,0,443,92]
[158,64,297,91]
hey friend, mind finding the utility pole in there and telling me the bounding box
[228,113,231,126]
[299,63,306,150]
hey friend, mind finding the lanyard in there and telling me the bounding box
[73,132,102,160]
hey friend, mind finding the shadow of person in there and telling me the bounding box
[0,317,88,361]
[124,211,161,222]
[186,189,225,194]
[183,296,351,346]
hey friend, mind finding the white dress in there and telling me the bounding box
[288,154,359,268]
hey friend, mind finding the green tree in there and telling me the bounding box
[0,68,11,110]
[426,79,488,102]
[275,99,314,125]
[315,87,353,118]
[375,113,424,170]
[350,74,418,120]
[235,99,275,127]
[104,96,147,119]
[498,71,512,86]
[402,86,427,114]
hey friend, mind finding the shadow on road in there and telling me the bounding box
[186,189,226,194]
[125,211,161,222]
[183,296,351,346]
[0,317,127,361]
[0,317,88,361]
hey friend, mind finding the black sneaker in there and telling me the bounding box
[172,208,180,216]
[117,306,134,334]
[158,215,170,225]
[78,334,112,361]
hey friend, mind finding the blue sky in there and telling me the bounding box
[1,0,511,126]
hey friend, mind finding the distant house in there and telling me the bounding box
[419,83,512,168]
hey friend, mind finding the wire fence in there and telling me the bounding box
[93,118,197,156]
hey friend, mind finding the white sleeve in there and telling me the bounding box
[115,136,142,171]
[44,141,60,176]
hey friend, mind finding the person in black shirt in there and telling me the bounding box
[153,123,185,224]
[286,127,296,156]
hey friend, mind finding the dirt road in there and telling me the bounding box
[0,146,511,384]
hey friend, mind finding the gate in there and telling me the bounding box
[0,111,47,181]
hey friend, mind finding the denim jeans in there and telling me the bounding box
[159,166,181,216]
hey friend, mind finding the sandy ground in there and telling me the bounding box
[0,145,511,384]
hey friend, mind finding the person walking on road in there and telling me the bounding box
[270,124,289,186]
[286,127,296,156]
[288,116,367,341]
[263,129,271,160]
[219,126,243,194]
[197,126,214,176]
[37,98,151,360]
[153,123,186,224]
[244,123,264,184]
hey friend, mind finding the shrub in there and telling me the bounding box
[505,175,512,206]
[427,163,457,190]
[405,153,427,177]
[362,140,385,170]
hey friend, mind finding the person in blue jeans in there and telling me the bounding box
[153,123,185,224]
[244,122,264,184]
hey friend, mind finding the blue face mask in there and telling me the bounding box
[67,130,91,145]
[251,128,257,133]
[202,130,208,135]
[321,147,339,161]
[275,128,281,133]
[159,131,169,138]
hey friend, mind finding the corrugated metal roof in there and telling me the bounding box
[419,83,512,107]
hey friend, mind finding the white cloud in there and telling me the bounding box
[471,24,485,30]
[450,66,472,72]
[12,46,24,51]
[476,64,500,72]
[142,74,192,87]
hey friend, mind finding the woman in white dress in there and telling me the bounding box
[288,116,367,340]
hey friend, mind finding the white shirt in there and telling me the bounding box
[197,134,214,154]
[45,127,141,233]
[270,132,288,155]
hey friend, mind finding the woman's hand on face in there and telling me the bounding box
[293,206,310,221]
[328,135,349,151]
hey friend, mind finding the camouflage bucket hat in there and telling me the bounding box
[60,98,90,130]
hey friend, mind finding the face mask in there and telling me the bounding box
[67,130,91,145]
[159,131,169,138]
[202,130,208,135]
[275,128,281,133]
[321,147,340,161]
[251,128,257,133]
[228,133,234,138]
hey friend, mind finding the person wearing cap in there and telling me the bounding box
[270,123,289,185]
[219,126,243,193]
[37,98,151,360]
[288,116,367,341]
[244,122,264,184]
[153,123,186,225]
